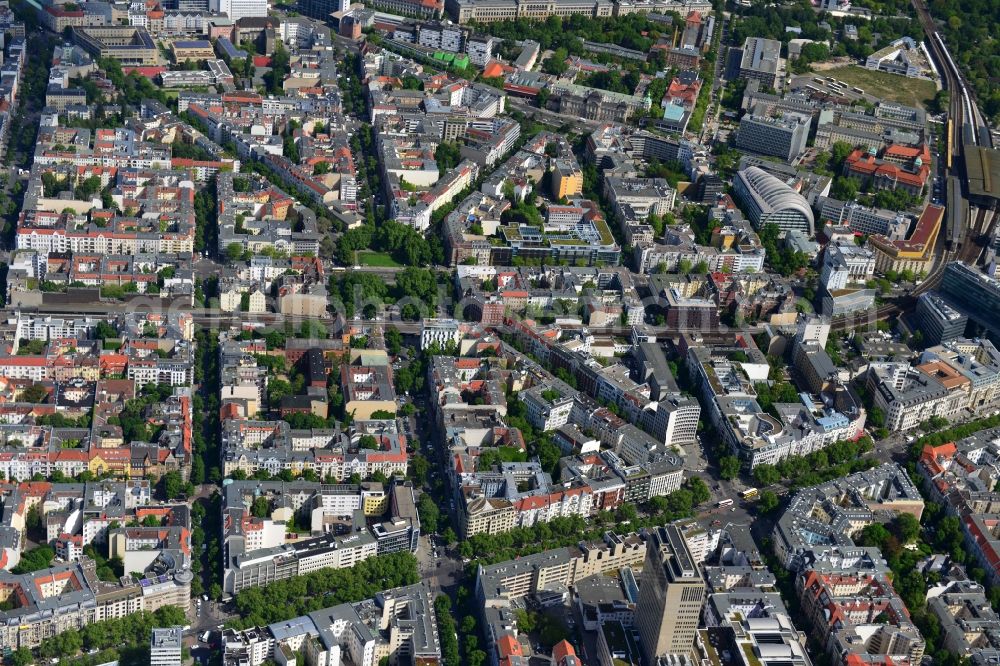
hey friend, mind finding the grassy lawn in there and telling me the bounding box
[357,252,402,267]
[821,65,937,109]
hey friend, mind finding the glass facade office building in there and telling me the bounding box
[940,262,1000,334]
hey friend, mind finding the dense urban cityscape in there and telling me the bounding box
[0,0,996,663]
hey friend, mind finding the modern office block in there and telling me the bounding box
[940,263,1000,335]
[735,112,810,162]
[635,524,705,663]
[916,292,969,345]
[151,627,183,666]
[210,0,267,20]
[300,0,349,18]
[737,37,781,88]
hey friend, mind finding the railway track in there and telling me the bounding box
[912,0,992,249]
[832,1,994,333]
[958,207,988,263]
[830,245,954,333]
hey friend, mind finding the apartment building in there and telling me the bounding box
[798,569,925,664]
[222,480,418,594]
[215,170,320,257]
[220,418,409,481]
[222,583,441,666]
[458,461,594,537]
[928,580,1000,663]
[562,448,684,506]
[635,216,767,275]
[227,531,379,593]
[0,482,191,649]
[17,168,196,256]
[553,156,584,200]
[495,199,621,267]
[420,318,464,351]
[417,22,465,51]
[521,381,576,431]
[477,532,644,602]
[820,240,875,292]
[465,34,496,65]
[866,359,973,431]
[688,341,863,469]
[771,463,924,571]
[0,376,193,481]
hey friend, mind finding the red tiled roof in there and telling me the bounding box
[845,149,929,188]
[497,635,522,658]
[553,640,576,663]
[919,441,956,476]
[483,61,509,78]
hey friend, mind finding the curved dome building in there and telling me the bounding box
[733,166,815,236]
